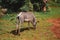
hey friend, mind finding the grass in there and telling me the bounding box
[0,7,60,40]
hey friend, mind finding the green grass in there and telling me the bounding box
[0,7,60,40]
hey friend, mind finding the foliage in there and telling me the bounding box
[0,0,60,12]
[0,0,48,12]
[49,0,60,6]
[52,0,60,3]
[0,0,25,12]
[20,0,33,11]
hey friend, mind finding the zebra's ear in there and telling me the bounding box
[37,21,39,23]
[35,18,39,23]
[36,21,39,24]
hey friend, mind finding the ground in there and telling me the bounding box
[0,7,60,40]
[47,18,60,38]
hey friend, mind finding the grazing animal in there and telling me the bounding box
[16,12,38,35]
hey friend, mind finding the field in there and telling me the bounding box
[0,7,60,40]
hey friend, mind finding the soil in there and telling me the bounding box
[47,18,60,38]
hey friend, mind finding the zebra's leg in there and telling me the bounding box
[18,20,23,35]
[16,18,19,34]
[18,21,22,35]
[28,21,30,27]
[28,21,30,29]
[16,16,21,35]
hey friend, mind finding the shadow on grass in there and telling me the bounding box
[10,27,34,35]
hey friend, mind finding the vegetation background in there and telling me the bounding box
[0,0,60,12]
